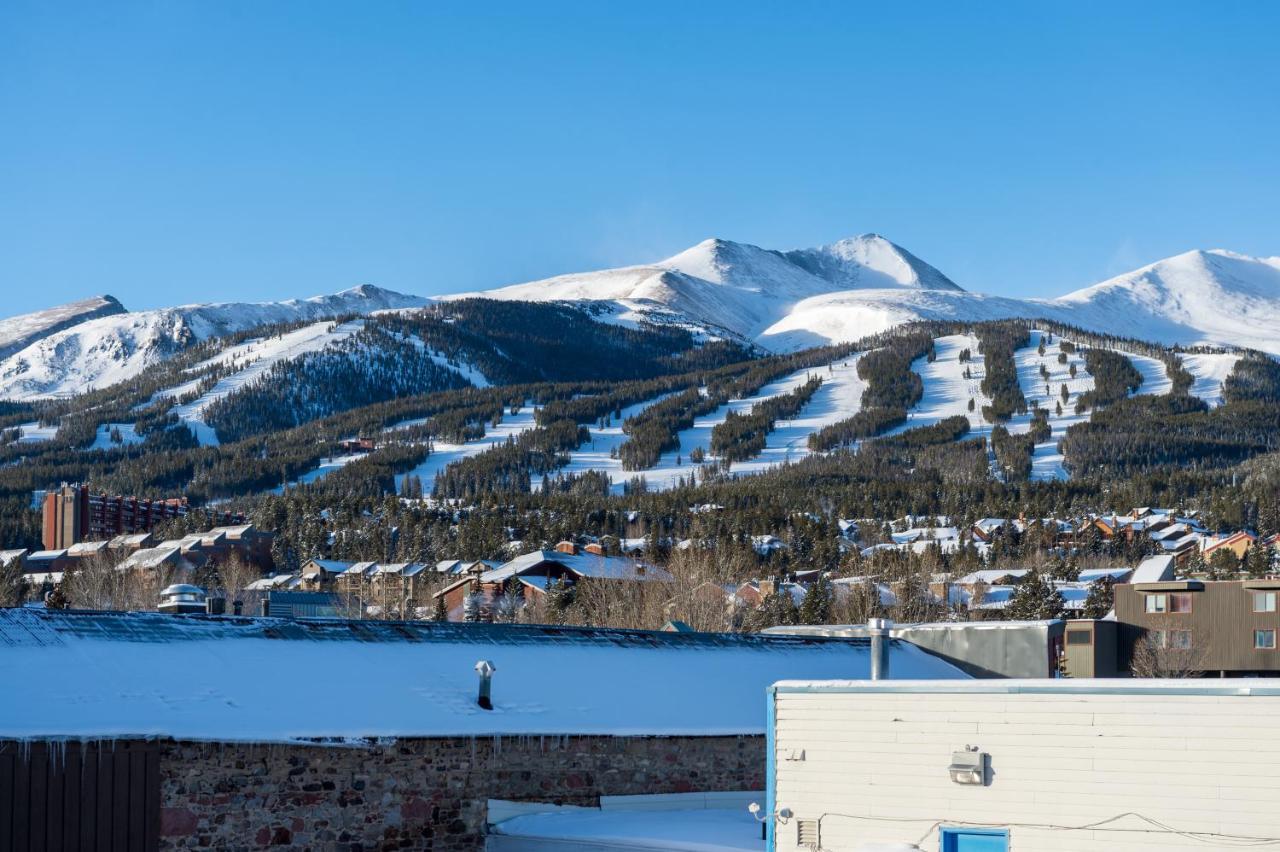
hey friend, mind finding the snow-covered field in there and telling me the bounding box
[393,404,541,494]
[1006,330,1094,481]
[530,391,681,495]
[635,359,863,491]
[1181,352,1242,407]
[14,421,59,443]
[165,319,366,446]
[89,423,143,451]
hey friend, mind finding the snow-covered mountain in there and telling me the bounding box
[0,295,126,361]
[0,285,428,399]
[458,236,1280,356]
[3,237,1277,401]
[1049,249,1280,355]
[459,234,962,342]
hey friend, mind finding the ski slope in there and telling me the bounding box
[164,319,365,446]
[1008,330,1094,481]
[14,422,59,443]
[1181,352,1242,407]
[271,452,370,493]
[393,404,540,495]
[635,359,864,491]
[89,423,143,451]
[884,334,994,441]
[1124,351,1173,397]
[720,357,867,480]
[529,391,681,495]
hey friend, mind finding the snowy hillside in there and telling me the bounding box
[0,285,427,399]
[1050,249,1280,355]
[457,237,1280,357]
[454,234,965,344]
[0,295,125,361]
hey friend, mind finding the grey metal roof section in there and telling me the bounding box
[0,607,873,651]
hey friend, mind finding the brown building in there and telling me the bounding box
[1115,578,1280,676]
[42,483,188,550]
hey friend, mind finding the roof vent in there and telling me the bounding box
[159,584,207,615]
[796,818,820,848]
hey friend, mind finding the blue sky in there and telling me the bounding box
[2,1,1277,315]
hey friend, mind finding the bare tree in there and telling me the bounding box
[212,553,263,614]
[1130,627,1206,678]
[63,554,163,612]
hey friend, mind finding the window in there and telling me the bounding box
[1149,629,1166,648]
[1144,594,1167,613]
[1254,591,1277,613]
[1169,630,1192,649]
[1169,593,1194,613]
[1255,629,1276,650]
[1066,629,1092,646]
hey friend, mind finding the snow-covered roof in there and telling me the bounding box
[0,609,966,741]
[66,540,108,555]
[301,559,354,575]
[482,550,672,584]
[955,568,1029,586]
[116,546,186,571]
[1078,567,1131,583]
[890,527,960,545]
[1131,554,1176,584]
[0,548,28,566]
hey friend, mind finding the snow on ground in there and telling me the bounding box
[0,608,965,741]
[492,808,763,852]
[721,356,867,480]
[884,334,994,441]
[13,421,59,443]
[1181,352,1242,407]
[393,404,540,494]
[530,391,681,495]
[637,359,862,491]
[1124,351,1173,396]
[271,453,369,493]
[165,319,365,446]
[391,331,492,388]
[1006,330,1094,482]
[89,423,143,451]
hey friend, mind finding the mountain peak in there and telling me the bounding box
[784,234,964,293]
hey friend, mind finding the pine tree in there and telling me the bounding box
[1082,577,1114,619]
[1005,570,1064,620]
[798,577,832,625]
[1246,542,1272,579]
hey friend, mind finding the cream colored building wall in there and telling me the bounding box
[772,683,1280,851]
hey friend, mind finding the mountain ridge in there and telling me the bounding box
[459,235,1280,356]
[2,237,1277,401]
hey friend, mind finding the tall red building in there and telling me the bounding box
[41,483,191,550]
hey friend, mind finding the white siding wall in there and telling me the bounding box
[772,685,1280,851]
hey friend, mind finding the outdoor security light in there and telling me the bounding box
[948,746,988,785]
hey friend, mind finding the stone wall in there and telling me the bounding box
[160,734,764,850]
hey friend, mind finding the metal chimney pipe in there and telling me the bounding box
[475,660,496,710]
[868,618,893,681]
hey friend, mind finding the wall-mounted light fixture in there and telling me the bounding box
[948,746,988,785]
